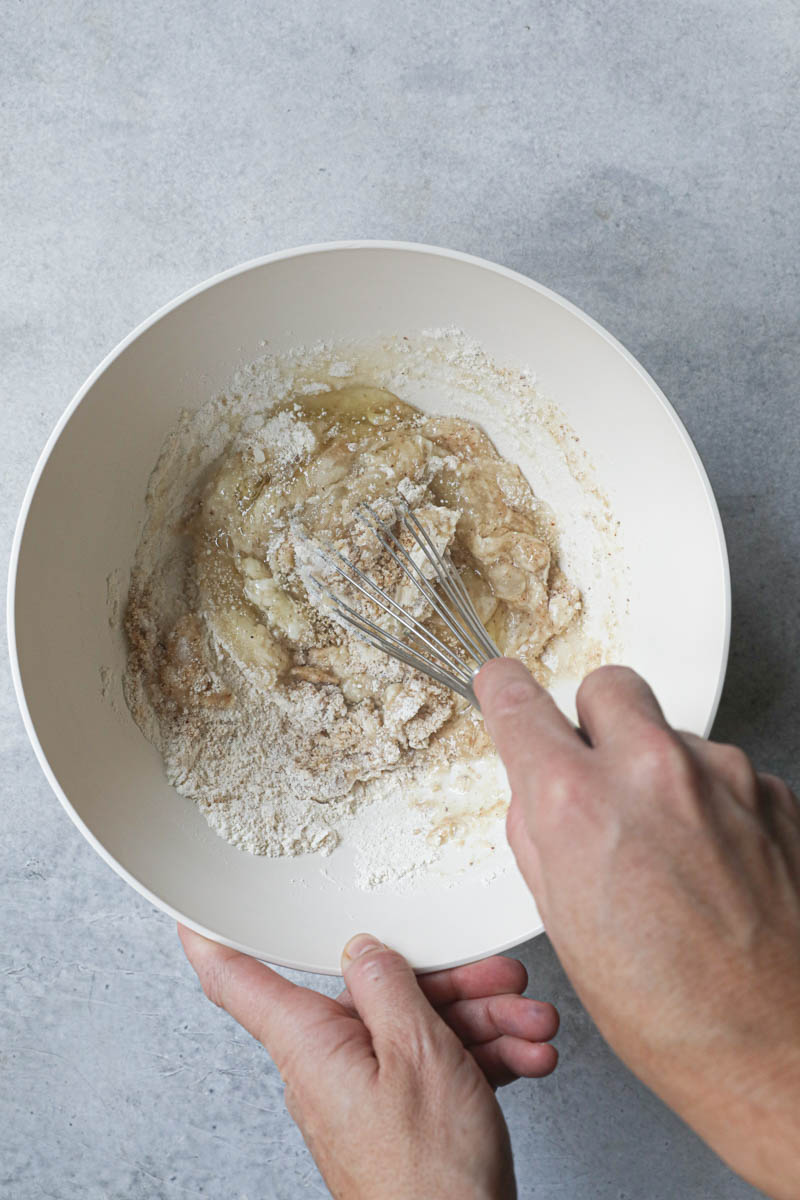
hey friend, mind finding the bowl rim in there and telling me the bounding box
[6,239,732,973]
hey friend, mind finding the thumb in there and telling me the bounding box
[341,934,442,1051]
[475,658,580,797]
[179,924,339,1073]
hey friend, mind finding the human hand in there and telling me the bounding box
[179,927,559,1200]
[475,659,800,1200]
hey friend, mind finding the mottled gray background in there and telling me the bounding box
[3,1,798,1196]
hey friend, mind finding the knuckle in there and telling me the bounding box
[578,663,637,702]
[627,728,690,784]
[716,744,756,786]
[544,770,584,809]
[536,766,591,831]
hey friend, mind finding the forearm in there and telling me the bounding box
[583,968,800,1198]
[674,1048,800,1200]
[607,1014,800,1200]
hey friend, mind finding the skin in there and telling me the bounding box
[179,928,558,1200]
[476,660,800,1200]
[180,660,800,1200]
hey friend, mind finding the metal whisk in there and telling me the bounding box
[310,501,500,708]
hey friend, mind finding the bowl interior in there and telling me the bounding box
[11,245,728,972]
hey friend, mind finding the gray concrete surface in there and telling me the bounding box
[2,1,798,1196]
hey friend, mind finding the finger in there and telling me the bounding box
[474,658,582,794]
[682,736,796,814]
[757,774,800,848]
[336,957,527,1013]
[178,925,333,1069]
[576,665,668,747]
[683,737,760,806]
[439,994,559,1046]
[682,733,776,816]
[341,934,443,1049]
[417,956,528,1006]
[759,773,800,815]
[470,1036,558,1088]
[333,956,528,1021]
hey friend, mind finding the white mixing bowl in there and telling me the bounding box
[8,242,730,973]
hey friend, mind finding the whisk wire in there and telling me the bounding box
[399,505,501,661]
[308,499,501,707]
[315,548,474,687]
[310,579,477,701]
[357,504,494,668]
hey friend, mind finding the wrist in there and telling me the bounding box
[668,1037,800,1200]
[353,1167,516,1200]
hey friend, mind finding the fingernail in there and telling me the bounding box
[342,933,382,965]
